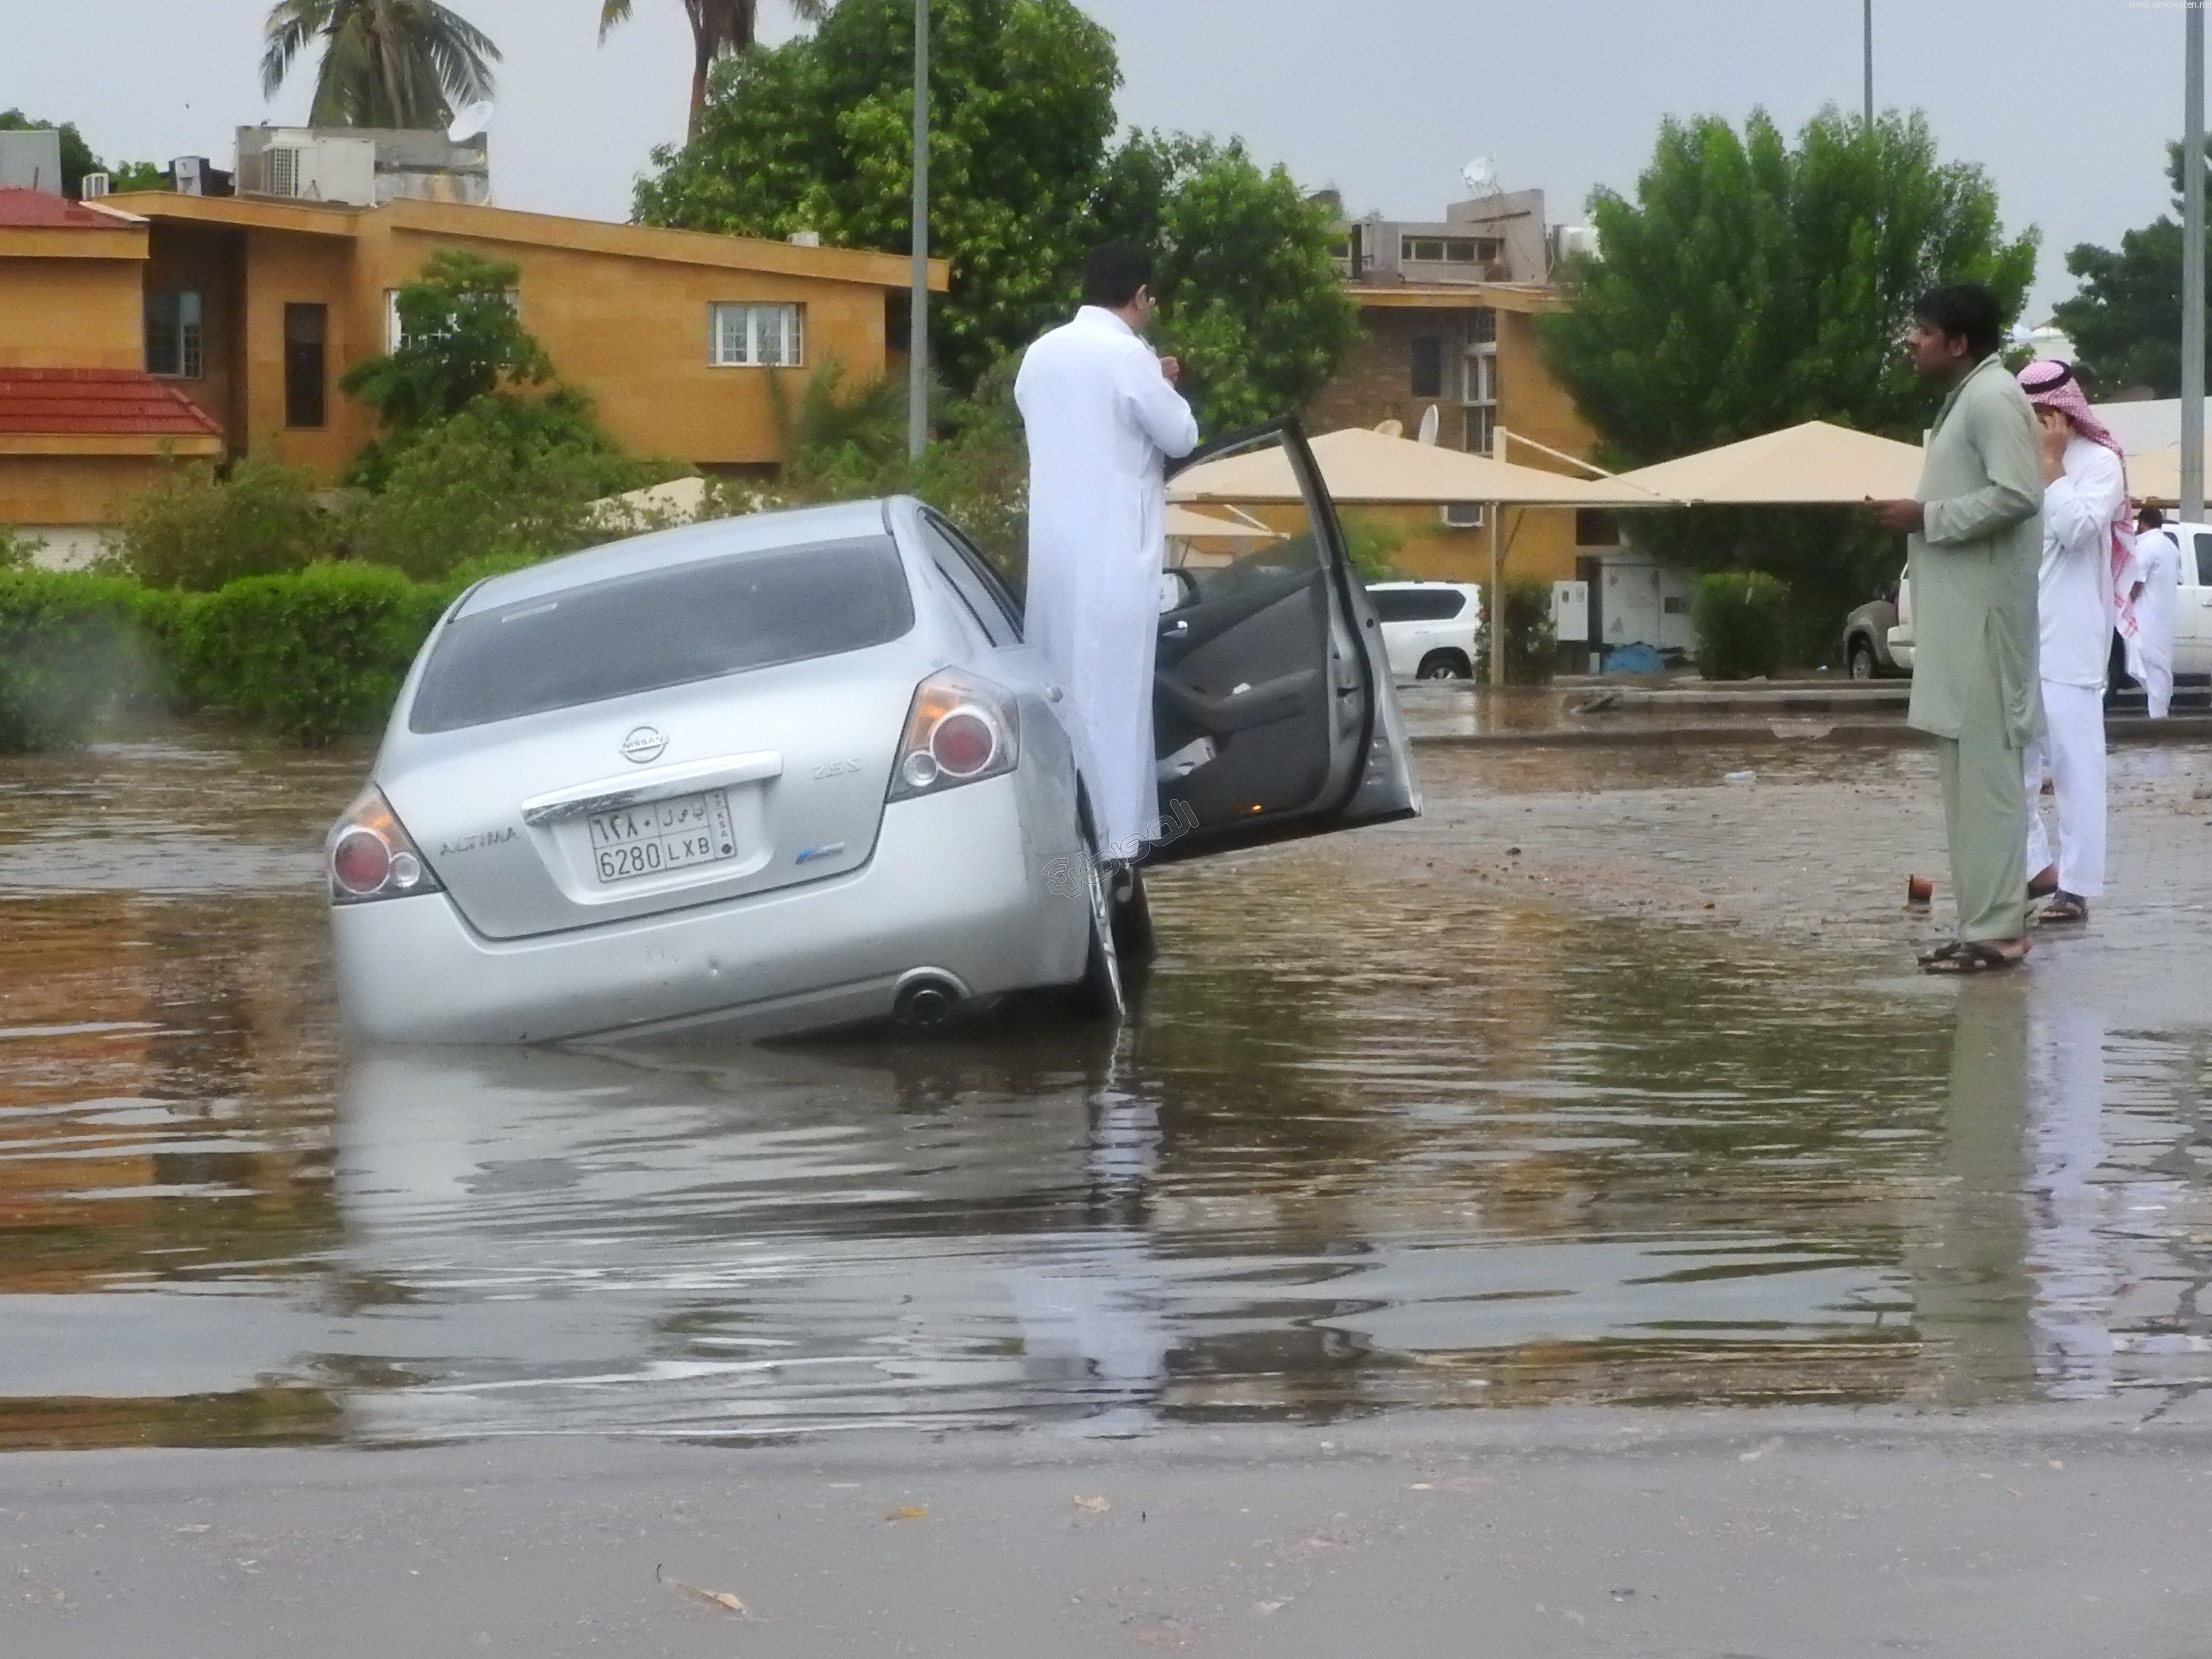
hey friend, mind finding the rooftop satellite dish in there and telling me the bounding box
[1417,404,1441,446]
[447,100,494,143]
[1460,156,1499,196]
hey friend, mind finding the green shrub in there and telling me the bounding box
[1475,574,1558,685]
[0,569,148,750]
[1338,512,1407,583]
[106,456,344,591]
[180,563,450,745]
[1693,570,1791,680]
[0,527,42,569]
[350,392,676,580]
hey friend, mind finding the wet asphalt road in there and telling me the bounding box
[2,717,2211,1653]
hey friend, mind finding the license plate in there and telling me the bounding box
[587,790,738,885]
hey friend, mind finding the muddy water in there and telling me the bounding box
[1,729,2207,1448]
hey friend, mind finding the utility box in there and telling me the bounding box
[1552,578,1589,674]
[1596,554,1696,663]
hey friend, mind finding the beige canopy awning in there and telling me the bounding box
[1164,504,1281,540]
[1604,420,1924,505]
[2125,441,2204,505]
[1168,426,1660,507]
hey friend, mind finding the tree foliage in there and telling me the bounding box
[1094,134,1357,430]
[341,251,551,441]
[1539,108,2037,652]
[2051,140,2210,397]
[636,0,1119,395]
[260,0,499,129]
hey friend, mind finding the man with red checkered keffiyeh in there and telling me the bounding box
[2013,359,2135,925]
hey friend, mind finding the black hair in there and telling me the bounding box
[1912,284,2005,361]
[2139,504,2165,529]
[1082,241,1154,309]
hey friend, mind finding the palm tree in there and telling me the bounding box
[262,0,499,131]
[599,0,827,142]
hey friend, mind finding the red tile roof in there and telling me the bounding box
[0,369,222,438]
[0,186,140,229]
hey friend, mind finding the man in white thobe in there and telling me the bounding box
[1015,242,1200,859]
[2125,506,2180,719]
[2017,361,2128,923]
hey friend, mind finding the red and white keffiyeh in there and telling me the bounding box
[2016,358,2138,640]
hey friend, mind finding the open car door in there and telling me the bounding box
[1146,419,1420,866]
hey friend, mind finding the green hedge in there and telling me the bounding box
[0,569,150,751]
[1692,571,1791,681]
[1475,574,1559,686]
[0,564,461,750]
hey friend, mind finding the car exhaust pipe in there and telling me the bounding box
[892,972,966,1030]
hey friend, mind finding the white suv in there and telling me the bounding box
[1367,581,1483,681]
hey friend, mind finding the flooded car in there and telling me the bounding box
[328,421,1419,1044]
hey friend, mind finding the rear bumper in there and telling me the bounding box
[332,776,1089,1044]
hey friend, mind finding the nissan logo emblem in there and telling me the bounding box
[620,726,667,764]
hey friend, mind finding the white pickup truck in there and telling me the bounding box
[1886,521,2212,676]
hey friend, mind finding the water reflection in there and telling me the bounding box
[1,729,2210,1446]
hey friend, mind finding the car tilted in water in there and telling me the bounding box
[328,421,1419,1043]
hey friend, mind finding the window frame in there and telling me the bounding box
[1409,335,1444,399]
[708,301,806,369]
[144,289,204,379]
[283,301,328,430]
[918,508,1023,644]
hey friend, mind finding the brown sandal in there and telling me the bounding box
[2039,892,2089,924]
[1919,940,2028,974]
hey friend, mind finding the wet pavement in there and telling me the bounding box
[4,723,2211,1454]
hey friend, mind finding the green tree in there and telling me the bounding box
[2051,140,2210,397]
[1093,132,1356,430]
[260,0,499,129]
[1539,107,2036,654]
[635,0,1120,393]
[341,250,551,445]
[0,110,98,195]
[599,0,829,142]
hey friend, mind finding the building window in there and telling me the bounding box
[145,290,203,378]
[1468,307,1498,345]
[1400,235,1503,265]
[284,303,327,429]
[1461,315,1498,455]
[1409,336,1444,399]
[710,302,805,368]
[1575,509,1622,548]
[1462,406,1496,456]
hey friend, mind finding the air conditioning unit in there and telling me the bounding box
[257,137,375,205]
[172,155,210,196]
[1440,503,1485,529]
[80,172,110,198]
[265,147,300,198]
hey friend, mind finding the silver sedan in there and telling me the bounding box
[327,421,1418,1043]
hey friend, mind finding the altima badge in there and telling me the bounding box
[620,726,667,764]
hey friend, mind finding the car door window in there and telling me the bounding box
[2196,532,2212,587]
[919,514,1022,645]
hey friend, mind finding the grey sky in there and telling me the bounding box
[5,0,2193,319]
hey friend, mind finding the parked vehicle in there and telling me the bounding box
[1366,581,1483,680]
[1841,592,1903,678]
[1884,524,2212,680]
[328,421,1420,1044]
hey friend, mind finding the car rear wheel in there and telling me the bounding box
[1110,866,1156,963]
[1847,639,1876,681]
[1417,650,1472,680]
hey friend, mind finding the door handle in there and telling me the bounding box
[1161,619,1190,639]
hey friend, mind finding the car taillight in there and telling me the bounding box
[887,669,1020,800]
[326,786,444,904]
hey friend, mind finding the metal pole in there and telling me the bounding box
[907,0,930,460]
[1862,0,1874,127]
[2185,0,2205,522]
[1488,421,1507,687]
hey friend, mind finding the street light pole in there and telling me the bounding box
[2185,0,2205,522]
[907,0,930,460]
[1862,0,1874,127]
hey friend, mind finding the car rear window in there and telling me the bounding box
[1371,589,1465,622]
[408,536,914,733]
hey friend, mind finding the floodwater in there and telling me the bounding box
[1,727,2209,1451]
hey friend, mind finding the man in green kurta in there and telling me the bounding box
[1870,285,2043,973]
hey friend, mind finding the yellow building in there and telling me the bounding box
[1308,192,1620,589]
[0,184,947,562]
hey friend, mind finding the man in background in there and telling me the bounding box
[1869,284,2043,973]
[1015,242,1201,863]
[2126,505,2180,720]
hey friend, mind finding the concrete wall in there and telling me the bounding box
[0,255,145,369]
[0,454,169,533]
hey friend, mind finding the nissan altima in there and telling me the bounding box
[327,421,1419,1043]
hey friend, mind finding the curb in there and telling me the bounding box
[1408,714,2212,750]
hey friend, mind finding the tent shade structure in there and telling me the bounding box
[1168,426,1660,508]
[2125,440,2212,505]
[1164,504,1281,540]
[1604,420,1924,505]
